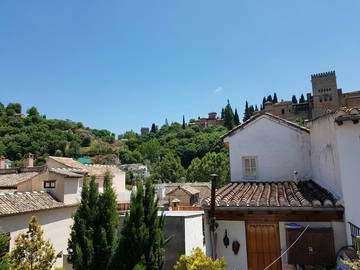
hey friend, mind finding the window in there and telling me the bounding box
[243,156,257,178]
[281,109,285,114]
[44,180,56,189]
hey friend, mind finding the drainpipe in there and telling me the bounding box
[209,174,218,259]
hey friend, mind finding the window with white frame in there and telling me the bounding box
[44,180,56,189]
[243,156,257,178]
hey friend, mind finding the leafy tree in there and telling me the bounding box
[273,92,278,103]
[68,175,98,270]
[223,100,234,130]
[93,171,118,270]
[119,147,143,164]
[112,178,171,270]
[174,247,226,270]
[299,94,306,103]
[153,153,185,182]
[26,106,40,117]
[138,139,162,163]
[233,109,240,126]
[6,103,21,116]
[292,95,298,104]
[187,152,229,187]
[0,229,10,269]
[9,216,58,270]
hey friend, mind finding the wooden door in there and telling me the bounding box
[246,222,282,270]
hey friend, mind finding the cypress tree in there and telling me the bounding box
[150,123,158,133]
[249,105,255,117]
[182,115,186,129]
[234,109,240,125]
[223,100,235,130]
[299,94,305,103]
[273,93,278,103]
[112,178,170,270]
[221,108,225,119]
[255,105,259,112]
[267,95,273,103]
[262,97,266,109]
[243,101,250,122]
[93,171,119,270]
[68,175,98,270]
[292,95,298,104]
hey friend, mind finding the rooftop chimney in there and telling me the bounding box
[293,171,299,184]
[0,156,5,169]
[24,153,34,168]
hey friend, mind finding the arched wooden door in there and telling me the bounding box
[246,222,282,270]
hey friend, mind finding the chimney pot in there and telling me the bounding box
[0,156,5,169]
[24,153,34,168]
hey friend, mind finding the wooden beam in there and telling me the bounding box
[214,210,343,222]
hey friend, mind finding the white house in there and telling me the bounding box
[203,113,347,270]
[223,113,311,182]
[308,108,360,246]
[0,155,130,268]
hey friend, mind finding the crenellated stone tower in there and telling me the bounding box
[311,71,341,118]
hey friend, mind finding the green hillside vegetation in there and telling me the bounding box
[0,102,121,165]
[119,122,230,186]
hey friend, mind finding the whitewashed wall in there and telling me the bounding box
[335,120,360,243]
[184,215,205,255]
[224,116,311,182]
[0,206,76,268]
[309,115,342,197]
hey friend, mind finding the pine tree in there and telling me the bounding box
[273,93,278,103]
[234,109,240,125]
[299,94,305,103]
[223,100,235,130]
[182,115,186,129]
[93,171,119,270]
[150,123,158,133]
[9,216,57,270]
[292,95,298,104]
[112,178,171,270]
[68,175,99,270]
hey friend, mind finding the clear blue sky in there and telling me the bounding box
[1,1,359,135]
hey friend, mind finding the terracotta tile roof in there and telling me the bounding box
[0,191,66,216]
[0,172,40,188]
[156,182,211,199]
[167,185,200,196]
[221,113,310,140]
[47,156,123,176]
[202,180,341,209]
[49,169,83,178]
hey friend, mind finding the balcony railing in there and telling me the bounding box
[349,222,360,248]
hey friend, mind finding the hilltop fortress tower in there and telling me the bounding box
[263,71,360,120]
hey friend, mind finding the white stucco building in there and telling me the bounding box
[308,108,360,246]
[203,112,351,270]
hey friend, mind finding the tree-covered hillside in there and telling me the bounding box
[119,122,230,186]
[0,102,120,165]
